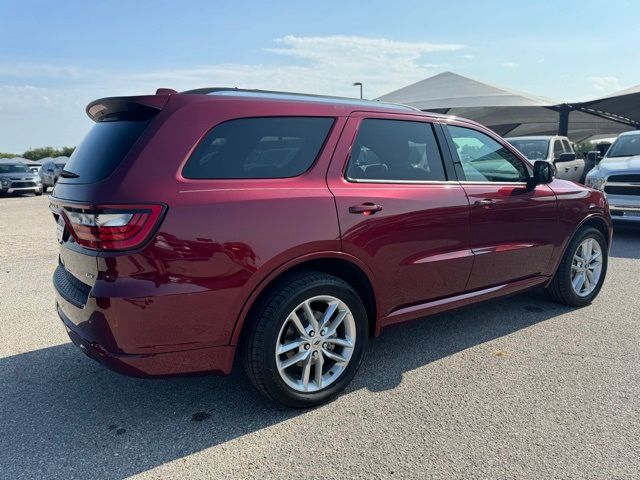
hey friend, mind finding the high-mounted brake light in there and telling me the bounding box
[60,204,165,251]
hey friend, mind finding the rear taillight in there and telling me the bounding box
[60,204,164,251]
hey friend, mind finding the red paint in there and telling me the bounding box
[51,91,612,377]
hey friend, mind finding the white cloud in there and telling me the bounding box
[501,61,519,68]
[0,35,466,151]
[125,35,465,97]
[461,54,476,60]
[589,75,621,92]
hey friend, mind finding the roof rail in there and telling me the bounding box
[180,87,421,112]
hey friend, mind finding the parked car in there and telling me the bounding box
[39,157,68,191]
[585,130,640,222]
[506,135,586,183]
[0,162,43,196]
[51,89,612,407]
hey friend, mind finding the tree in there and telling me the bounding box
[0,152,20,159]
[22,146,75,160]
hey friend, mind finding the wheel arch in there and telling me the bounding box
[230,252,380,347]
[546,212,612,284]
[580,214,612,247]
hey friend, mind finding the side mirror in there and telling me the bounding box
[555,152,576,162]
[528,160,554,188]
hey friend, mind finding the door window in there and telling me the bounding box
[447,125,529,183]
[553,140,565,159]
[346,119,446,182]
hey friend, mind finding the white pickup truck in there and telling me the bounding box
[506,135,586,183]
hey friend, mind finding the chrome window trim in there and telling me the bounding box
[345,178,459,185]
[458,180,529,186]
[346,178,532,186]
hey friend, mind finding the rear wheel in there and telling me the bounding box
[243,271,368,408]
[547,226,608,306]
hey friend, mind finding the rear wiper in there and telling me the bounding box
[59,169,79,178]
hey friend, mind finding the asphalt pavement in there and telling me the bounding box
[1,194,638,479]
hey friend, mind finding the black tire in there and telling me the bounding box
[242,271,368,408]
[35,191,43,196]
[547,226,608,307]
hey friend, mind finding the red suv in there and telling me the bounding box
[51,89,612,407]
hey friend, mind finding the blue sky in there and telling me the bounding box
[1,0,639,152]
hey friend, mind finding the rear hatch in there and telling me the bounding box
[51,94,170,310]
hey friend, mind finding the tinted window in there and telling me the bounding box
[346,119,446,182]
[448,125,528,182]
[507,139,549,160]
[63,119,151,183]
[183,117,334,179]
[561,139,572,152]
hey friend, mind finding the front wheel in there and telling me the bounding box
[547,226,608,306]
[242,271,368,408]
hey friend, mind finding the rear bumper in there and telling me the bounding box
[54,267,236,377]
[59,304,235,377]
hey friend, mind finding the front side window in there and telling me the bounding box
[346,119,446,182]
[183,117,334,179]
[447,125,529,183]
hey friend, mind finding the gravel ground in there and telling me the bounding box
[0,194,639,479]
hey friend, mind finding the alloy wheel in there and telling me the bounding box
[275,295,356,393]
[571,237,603,297]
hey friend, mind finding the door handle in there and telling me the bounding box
[564,167,570,172]
[349,203,383,215]
[473,199,496,208]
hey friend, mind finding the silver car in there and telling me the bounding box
[0,163,43,196]
[585,131,640,222]
[39,159,68,191]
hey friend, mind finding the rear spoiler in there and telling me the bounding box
[86,94,171,122]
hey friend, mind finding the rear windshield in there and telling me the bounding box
[182,117,334,179]
[62,119,151,183]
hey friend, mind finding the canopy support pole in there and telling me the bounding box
[558,104,571,136]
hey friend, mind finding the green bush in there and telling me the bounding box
[22,146,75,160]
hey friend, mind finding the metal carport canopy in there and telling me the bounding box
[377,72,638,142]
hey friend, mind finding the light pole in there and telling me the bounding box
[352,82,363,99]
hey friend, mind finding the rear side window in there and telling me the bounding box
[182,117,334,179]
[346,119,446,182]
[62,119,151,183]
